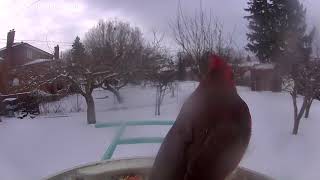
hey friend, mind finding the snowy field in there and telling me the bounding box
[0,81,320,180]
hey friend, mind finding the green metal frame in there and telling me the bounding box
[95,120,174,160]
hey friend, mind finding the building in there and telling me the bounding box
[250,63,281,92]
[232,61,259,87]
[0,29,60,94]
[0,57,5,94]
[0,43,54,67]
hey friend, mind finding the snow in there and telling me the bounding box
[253,63,275,70]
[31,90,52,97]
[23,59,53,66]
[159,66,173,72]
[0,81,320,180]
[238,61,259,67]
[2,98,17,102]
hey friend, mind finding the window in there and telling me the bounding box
[12,78,19,86]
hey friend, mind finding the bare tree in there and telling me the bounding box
[18,60,120,124]
[283,62,320,135]
[84,19,145,103]
[171,1,233,77]
[138,31,176,116]
[152,60,176,116]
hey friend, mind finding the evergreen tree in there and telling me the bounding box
[245,0,274,63]
[246,55,252,62]
[245,0,311,67]
[71,36,86,64]
[270,0,308,63]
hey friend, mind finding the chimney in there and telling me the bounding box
[6,29,15,48]
[54,45,59,59]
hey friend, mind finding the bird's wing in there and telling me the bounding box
[183,96,252,179]
[150,96,197,180]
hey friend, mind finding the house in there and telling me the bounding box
[0,57,5,94]
[250,63,281,92]
[0,29,60,94]
[0,30,56,67]
[0,43,54,67]
[232,61,259,87]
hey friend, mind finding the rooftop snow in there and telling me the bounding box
[23,59,53,66]
[0,43,53,57]
[2,98,17,102]
[238,61,260,67]
[0,42,24,52]
[253,63,275,70]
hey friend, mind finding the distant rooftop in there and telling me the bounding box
[238,61,260,67]
[2,98,17,102]
[253,63,275,70]
[0,42,24,51]
[23,58,53,66]
[0,42,53,57]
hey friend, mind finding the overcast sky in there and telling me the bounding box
[0,0,319,54]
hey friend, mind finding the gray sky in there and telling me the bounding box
[0,0,319,54]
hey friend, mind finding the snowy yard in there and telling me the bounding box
[0,81,320,180]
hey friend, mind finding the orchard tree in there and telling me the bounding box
[283,61,320,135]
[24,19,146,124]
[22,58,119,124]
[171,2,233,78]
[151,58,176,116]
[84,19,145,103]
[282,28,316,135]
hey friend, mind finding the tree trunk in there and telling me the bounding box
[292,117,300,135]
[155,86,161,116]
[157,102,161,116]
[104,85,123,104]
[304,99,313,119]
[85,95,96,124]
[170,84,175,97]
[292,94,308,135]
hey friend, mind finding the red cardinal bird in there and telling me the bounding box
[150,54,251,180]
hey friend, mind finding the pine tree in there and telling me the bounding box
[246,55,252,62]
[245,0,274,63]
[71,36,86,64]
[270,0,308,62]
[245,0,311,67]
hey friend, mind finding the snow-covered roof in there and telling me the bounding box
[0,42,53,57]
[31,90,52,97]
[159,66,172,72]
[23,59,53,66]
[2,98,17,102]
[0,42,24,52]
[238,61,260,67]
[253,63,275,70]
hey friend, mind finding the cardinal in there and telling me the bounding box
[150,54,251,180]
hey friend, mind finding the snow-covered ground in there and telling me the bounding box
[0,81,320,180]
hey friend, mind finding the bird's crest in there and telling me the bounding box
[207,54,234,87]
[209,54,226,71]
